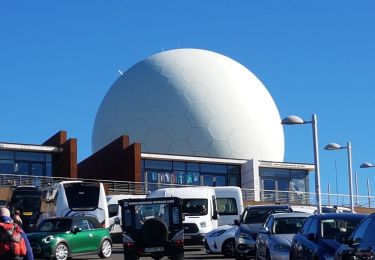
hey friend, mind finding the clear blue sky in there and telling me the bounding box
[1,1,375,199]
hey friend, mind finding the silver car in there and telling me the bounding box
[256,212,312,260]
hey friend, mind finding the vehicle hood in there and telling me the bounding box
[240,223,263,233]
[271,234,294,246]
[320,239,342,254]
[27,231,66,241]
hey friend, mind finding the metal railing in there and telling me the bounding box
[1,173,374,208]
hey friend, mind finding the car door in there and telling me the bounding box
[292,217,312,260]
[70,218,95,253]
[257,216,273,258]
[87,218,104,252]
[302,217,319,260]
[350,217,375,260]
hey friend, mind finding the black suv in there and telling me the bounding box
[118,197,184,260]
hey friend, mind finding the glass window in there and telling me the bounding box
[16,163,30,174]
[108,204,119,218]
[46,154,52,163]
[187,163,199,171]
[15,152,45,162]
[146,171,159,183]
[87,219,96,229]
[352,218,372,243]
[228,175,240,186]
[174,172,186,185]
[0,150,13,160]
[291,170,308,179]
[214,175,226,186]
[186,172,199,185]
[202,175,213,186]
[172,207,179,224]
[144,160,172,170]
[262,179,275,202]
[307,218,318,235]
[273,217,306,234]
[0,160,15,174]
[31,164,44,176]
[64,183,100,211]
[228,165,240,174]
[217,198,238,215]
[201,163,227,173]
[182,199,208,216]
[362,218,375,242]
[173,162,185,171]
[321,218,363,239]
[46,163,52,177]
[300,218,312,235]
[160,172,171,183]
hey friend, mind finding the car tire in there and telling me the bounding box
[141,218,168,246]
[222,238,235,257]
[171,250,184,260]
[124,252,138,260]
[99,239,112,258]
[54,243,69,260]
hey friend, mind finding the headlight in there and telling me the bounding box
[237,229,251,238]
[324,254,334,260]
[208,229,226,238]
[273,244,290,252]
[42,235,54,244]
[200,221,207,228]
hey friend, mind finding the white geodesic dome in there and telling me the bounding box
[92,48,284,161]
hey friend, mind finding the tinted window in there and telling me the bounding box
[300,218,312,235]
[74,219,90,230]
[182,199,208,216]
[217,198,238,215]
[242,207,291,224]
[108,204,119,218]
[38,219,72,232]
[362,218,375,242]
[321,218,363,239]
[87,219,96,229]
[352,218,372,243]
[307,218,318,235]
[64,183,100,210]
[273,217,306,234]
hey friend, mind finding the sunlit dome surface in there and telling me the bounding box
[92,48,284,161]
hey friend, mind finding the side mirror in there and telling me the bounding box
[259,227,270,234]
[71,226,82,234]
[212,210,218,220]
[114,217,120,225]
[233,219,240,226]
[307,233,316,241]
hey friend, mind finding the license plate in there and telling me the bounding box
[184,235,192,239]
[23,212,33,216]
[144,247,164,253]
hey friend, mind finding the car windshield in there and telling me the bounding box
[273,217,306,234]
[321,218,362,239]
[37,219,72,232]
[243,208,292,224]
[182,199,208,216]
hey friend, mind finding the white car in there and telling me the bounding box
[204,224,238,257]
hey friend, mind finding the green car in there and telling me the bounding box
[27,216,112,260]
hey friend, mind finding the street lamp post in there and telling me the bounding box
[281,114,322,214]
[360,162,375,208]
[324,142,354,213]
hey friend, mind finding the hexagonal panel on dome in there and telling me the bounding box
[183,82,209,104]
[128,120,149,144]
[188,128,213,152]
[186,104,212,128]
[168,140,194,155]
[144,107,169,130]
[144,130,171,153]
[166,116,192,140]
[208,140,231,158]
[207,117,234,141]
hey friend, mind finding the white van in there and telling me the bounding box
[42,181,109,228]
[147,186,219,244]
[106,194,146,241]
[214,186,244,226]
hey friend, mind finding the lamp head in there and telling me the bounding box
[324,143,342,150]
[281,115,305,125]
[360,162,375,168]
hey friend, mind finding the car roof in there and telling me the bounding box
[312,213,367,220]
[245,204,291,210]
[272,212,312,218]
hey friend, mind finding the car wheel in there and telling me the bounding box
[171,250,184,260]
[222,238,235,257]
[54,243,69,260]
[99,239,112,258]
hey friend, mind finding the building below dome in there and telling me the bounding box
[0,130,313,204]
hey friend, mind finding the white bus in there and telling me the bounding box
[41,181,109,228]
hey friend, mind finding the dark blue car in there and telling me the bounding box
[290,213,366,260]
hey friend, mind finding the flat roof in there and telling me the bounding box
[0,142,62,153]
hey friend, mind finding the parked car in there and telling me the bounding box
[335,212,375,260]
[204,223,238,257]
[27,216,112,260]
[256,212,312,260]
[290,213,366,260]
[234,204,293,260]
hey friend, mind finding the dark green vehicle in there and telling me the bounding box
[27,216,112,260]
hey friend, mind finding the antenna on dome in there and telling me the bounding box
[118,69,123,75]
